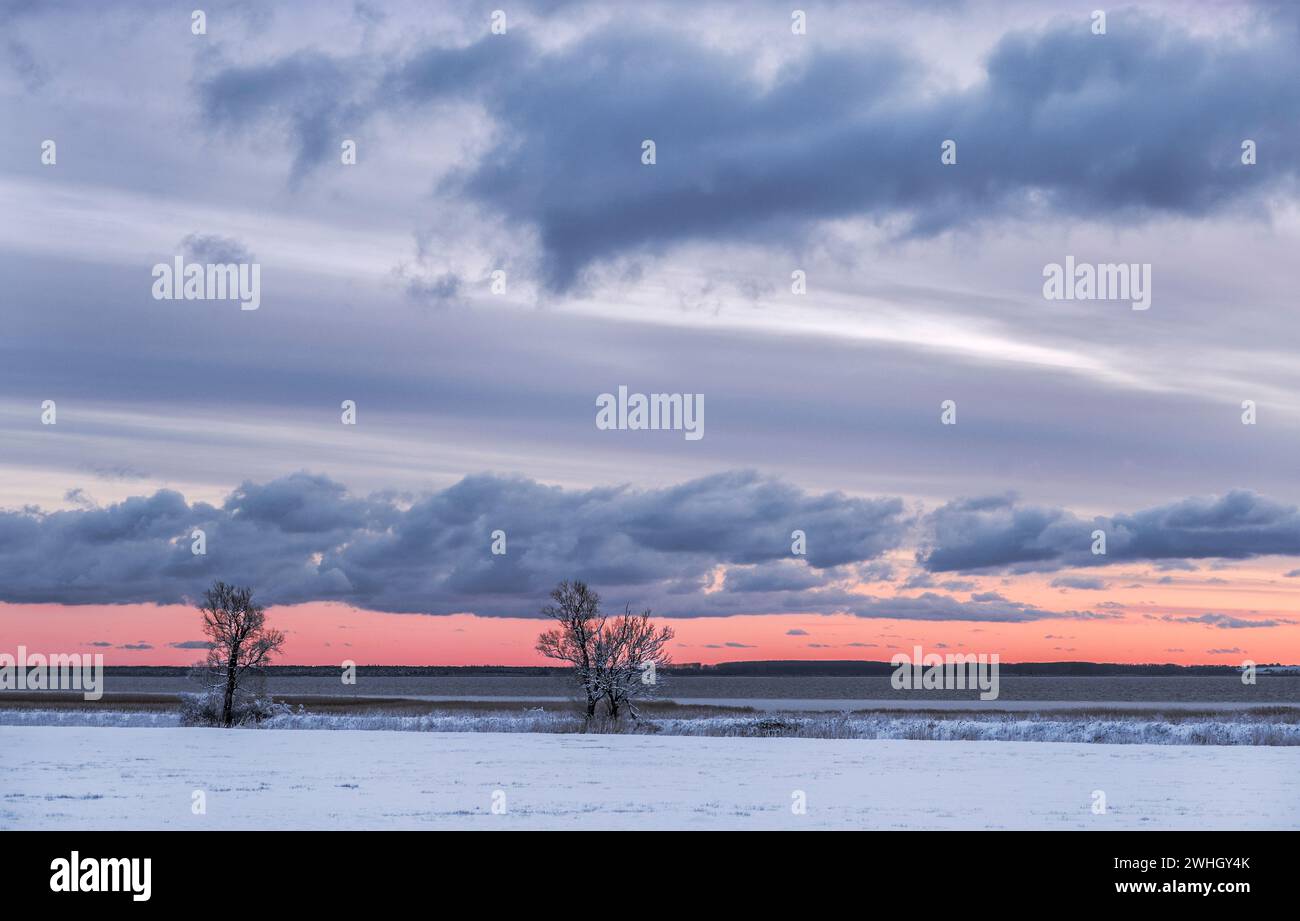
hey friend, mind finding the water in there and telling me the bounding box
[101,674,1300,703]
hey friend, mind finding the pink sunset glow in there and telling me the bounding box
[7,556,1298,667]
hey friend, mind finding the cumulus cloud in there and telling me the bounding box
[920,490,1300,572]
[9,468,1291,626]
[0,470,911,616]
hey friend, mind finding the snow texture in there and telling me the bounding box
[3,707,1298,744]
[2,725,1297,830]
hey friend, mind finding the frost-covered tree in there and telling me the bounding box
[196,581,285,727]
[536,580,605,719]
[536,581,673,722]
[594,606,673,721]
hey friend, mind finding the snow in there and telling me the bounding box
[4,707,1298,745]
[3,725,1297,830]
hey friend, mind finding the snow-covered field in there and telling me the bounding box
[5,707,1298,744]
[3,725,1297,830]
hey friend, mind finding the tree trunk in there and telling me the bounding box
[222,645,239,727]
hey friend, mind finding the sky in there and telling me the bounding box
[2,0,1300,666]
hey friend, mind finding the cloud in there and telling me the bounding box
[5,38,46,91]
[1050,576,1108,590]
[404,272,462,306]
[198,51,368,185]
[784,628,809,636]
[169,640,213,650]
[723,560,826,593]
[722,588,1113,624]
[180,233,254,265]
[0,469,911,616]
[1160,613,1295,630]
[920,490,1300,572]
[198,9,1300,289]
[12,468,1276,627]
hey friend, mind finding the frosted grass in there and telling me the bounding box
[4,707,1297,744]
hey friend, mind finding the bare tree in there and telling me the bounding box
[594,606,674,721]
[536,581,673,722]
[197,581,285,727]
[535,580,605,719]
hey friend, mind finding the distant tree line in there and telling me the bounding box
[106,661,1266,677]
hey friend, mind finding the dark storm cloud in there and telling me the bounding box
[920,490,1300,573]
[0,470,911,615]
[196,7,1300,288]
